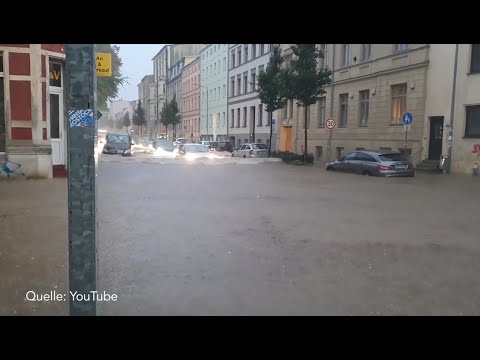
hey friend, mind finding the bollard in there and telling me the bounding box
[473,162,479,177]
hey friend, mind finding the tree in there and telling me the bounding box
[280,44,332,164]
[96,44,128,110]
[170,96,181,139]
[257,45,285,157]
[122,112,131,128]
[160,101,171,138]
[159,97,181,140]
[132,101,146,136]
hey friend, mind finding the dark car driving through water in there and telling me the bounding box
[101,132,133,156]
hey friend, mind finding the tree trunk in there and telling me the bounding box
[304,106,308,165]
[268,111,273,157]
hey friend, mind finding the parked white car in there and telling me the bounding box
[232,143,268,158]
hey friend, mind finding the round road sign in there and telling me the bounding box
[325,118,337,130]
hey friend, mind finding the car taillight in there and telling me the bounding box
[378,164,392,171]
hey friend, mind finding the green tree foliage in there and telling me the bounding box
[132,101,146,127]
[160,96,181,139]
[257,45,285,157]
[279,44,332,164]
[96,44,127,110]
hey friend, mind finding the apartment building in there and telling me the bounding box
[166,56,197,138]
[277,44,428,164]
[137,74,155,137]
[152,44,205,137]
[0,44,66,178]
[181,57,200,141]
[227,44,277,149]
[199,44,229,142]
[424,44,480,174]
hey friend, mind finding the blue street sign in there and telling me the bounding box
[402,112,413,125]
[272,119,275,125]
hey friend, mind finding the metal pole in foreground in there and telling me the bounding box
[446,44,459,174]
[65,44,97,315]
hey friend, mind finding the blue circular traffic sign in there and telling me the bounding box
[402,112,413,125]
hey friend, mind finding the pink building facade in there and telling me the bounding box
[181,57,200,141]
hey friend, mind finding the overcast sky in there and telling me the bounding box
[115,44,168,102]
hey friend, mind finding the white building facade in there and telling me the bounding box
[200,44,229,142]
[227,44,277,149]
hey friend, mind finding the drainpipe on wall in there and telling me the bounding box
[327,44,336,162]
[446,44,459,174]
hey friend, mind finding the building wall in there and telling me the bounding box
[227,44,277,148]
[436,44,480,174]
[181,57,200,140]
[0,44,65,178]
[200,44,229,141]
[137,74,154,137]
[277,44,428,163]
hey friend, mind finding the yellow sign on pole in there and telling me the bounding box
[96,53,112,77]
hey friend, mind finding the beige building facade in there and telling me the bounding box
[277,44,429,165]
[424,44,480,174]
[181,57,200,141]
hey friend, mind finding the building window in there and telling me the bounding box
[243,72,248,93]
[223,57,226,71]
[230,77,235,96]
[339,93,348,127]
[231,51,235,69]
[210,89,212,101]
[0,53,5,153]
[336,147,344,159]
[252,44,256,59]
[259,65,264,74]
[260,44,265,55]
[470,44,480,73]
[244,44,249,62]
[210,114,212,128]
[243,107,247,127]
[250,106,256,128]
[250,69,256,92]
[223,85,226,98]
[391,84,407,124]
[49,62,63,88]
[394,44,408,52]
[288,99,294,118]
[304,106,311,129]
[361,44,371,61]
[231,109,235,128]
[237,75,241,95]
[237,108,241,127]
[465,105,480,137]
[317,96,326,127]
[237,47,242,66]
[316,146,323,159]
[222,112,226,127]
[214,62,216,74]
[259,104,263,126]
[282,102,287,119]
[318,44,328,69]
[341,44,350,67]
[358,90,369,126]
[244,139,248,143]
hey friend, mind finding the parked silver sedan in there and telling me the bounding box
[326,150,415,177]
[232,143,268,158]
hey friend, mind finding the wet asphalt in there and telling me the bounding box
[95,158,480,315]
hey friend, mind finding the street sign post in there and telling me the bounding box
[325,118,337,130]
[402,112,414,155]
[66,44,98,316]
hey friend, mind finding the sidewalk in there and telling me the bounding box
[0,179,68,315]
